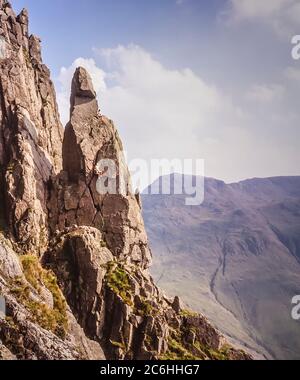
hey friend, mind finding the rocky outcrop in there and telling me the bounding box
[46,229,250,360]
[0,232,104,359]
[48,67,152,270]
[0,342,15,360]
[45,226,114,335]
[0,1,63,255]
[0,1,252,361]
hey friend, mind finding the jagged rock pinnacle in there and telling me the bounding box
[70,67,96,112]
[59,66,153,269]
[63,67,99,180]
[16,8,29,37]
[72,67,96,99]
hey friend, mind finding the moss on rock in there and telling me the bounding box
[105,262,133,306]
[10,255,68,339]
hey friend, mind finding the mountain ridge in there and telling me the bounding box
[143,174,300,359]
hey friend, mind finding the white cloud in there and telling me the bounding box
[229,0,291,20]
[56,45,297,186]
[285,67,300,82]
[286,1,300,23]
[223,0,299,36]
[246,84,285,103]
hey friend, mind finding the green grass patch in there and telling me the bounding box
[110,340,126,351]
[180,309,198,318]
[160,336,202,361]
[11,255,68,339]
[160,328,232,361]
[105,262,133,306]
[135,297,155,317]
[193,341,232,360]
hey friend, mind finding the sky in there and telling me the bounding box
[11,0,300,187]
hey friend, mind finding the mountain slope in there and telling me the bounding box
[143,175,300,359]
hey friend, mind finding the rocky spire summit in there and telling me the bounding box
[58,66,153,269]
[71,67,96,102]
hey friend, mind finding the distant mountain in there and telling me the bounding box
[142,175,300,359]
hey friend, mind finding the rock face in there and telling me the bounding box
[0,1,63,255]
[49,67,152,270]
[0,2,251,360]
[0,232,104,360]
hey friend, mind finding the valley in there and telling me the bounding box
[143,175,300,360]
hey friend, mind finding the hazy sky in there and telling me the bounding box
[12,0,300,185]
